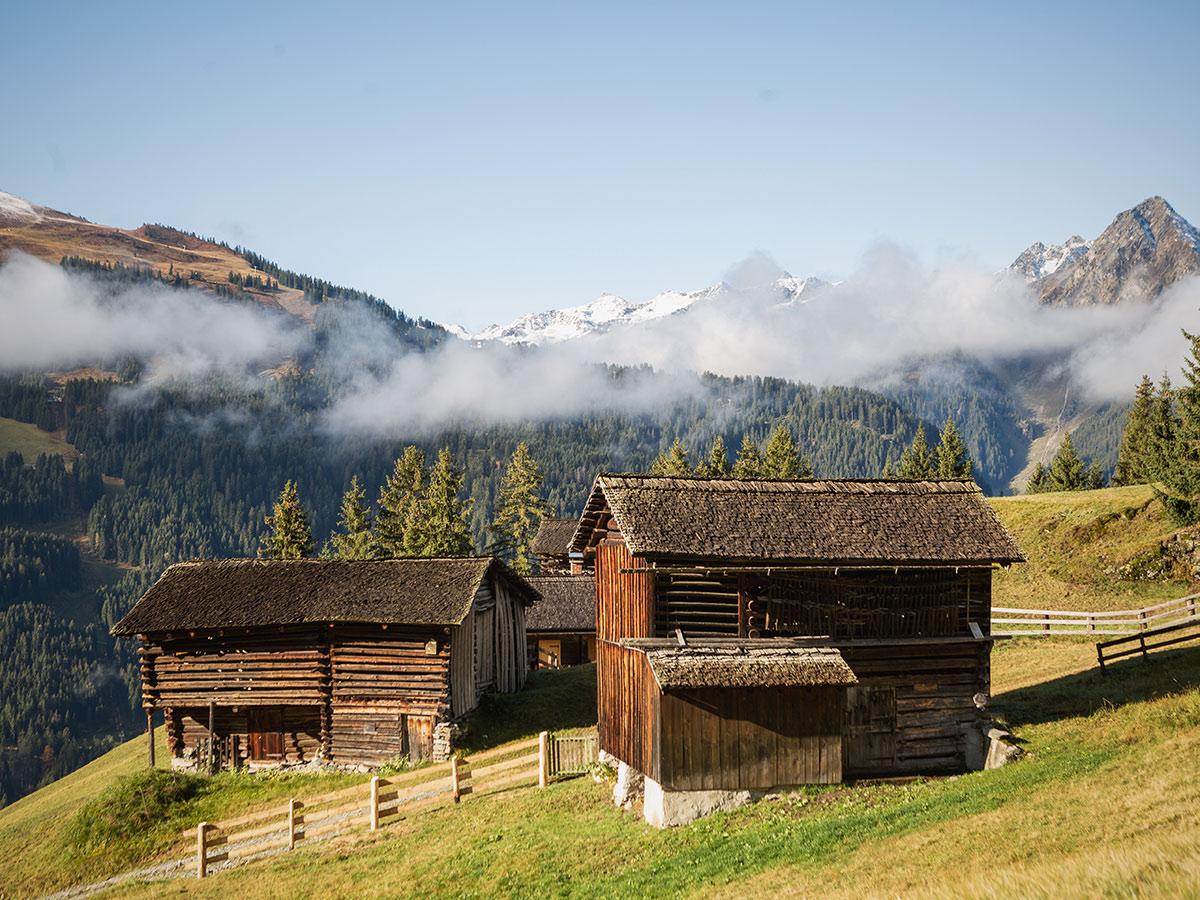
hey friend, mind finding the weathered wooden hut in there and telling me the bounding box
[112,557,537,769]
[570,475,1024,824]
[524,574,597,669]
[533,517,587,575]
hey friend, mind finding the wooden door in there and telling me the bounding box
[247,707,284,761]
[406,715,433,761]
[843,686,896,774]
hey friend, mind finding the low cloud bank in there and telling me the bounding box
[3,247,1198,438]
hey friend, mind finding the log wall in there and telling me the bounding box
[168,705,322,767]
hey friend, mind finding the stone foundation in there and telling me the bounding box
[642,776,759,827]
[432,722,462,762]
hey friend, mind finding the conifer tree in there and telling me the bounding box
[260,480,314,559]
[1047,432,1086,491]
[408,448,473,556]
[490,443,550,574]
[934,417,973,479]
[376,446,424,556]
[650,437,692,476]
[731,433,763,479]
[1026,462,1049,493]
[698,436,732,478]
[329,476,375,560]
[1158,330,1200,524]
[895,424,935,479]
[762,425,804,478]
[1114,375,1157,486]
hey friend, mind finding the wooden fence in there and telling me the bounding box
[991,593,1200,637]
[192,729,597,877]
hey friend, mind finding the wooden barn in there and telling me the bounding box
[524,574,597,669]
[570,475,1024,824]
[112,557,537,770]
[533,517,587,575]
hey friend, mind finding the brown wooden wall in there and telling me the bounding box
[168,705,322,767]
[141,626,328,709]
[596,541,655,770]
[839,639,990,774]
[653,685,842,791]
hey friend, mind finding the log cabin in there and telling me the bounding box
[112,557,537,770]
[569,475,1025,825]
[534,517,587,575]
[524,574,597,669]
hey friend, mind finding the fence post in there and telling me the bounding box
[538,731,549,788]
[451,756,461,803]
[1139,633,1148,662]
[196,822,208,878]
[370,776,380,831]
[1097,644,1106,677]
[288,799,297,850]
[1042,613,1049,634]
[1139,610,1147,631]
[1087,614,1094,634]
[147,709,155,769]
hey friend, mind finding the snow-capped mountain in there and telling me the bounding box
[1009,235,1091,282]
[1013,197,1200,307]
[468,274,824,345]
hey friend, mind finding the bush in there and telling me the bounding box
[65,770,207,864]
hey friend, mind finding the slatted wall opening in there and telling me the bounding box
[656,572,740,636]
[747,568,990,640]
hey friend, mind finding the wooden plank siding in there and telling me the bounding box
[596,541,655,771]
[655,686,842,791]
[169,705,322,767]
[839,640,990,774]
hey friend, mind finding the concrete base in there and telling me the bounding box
[984,727,1023,769]
[642,775,759,828]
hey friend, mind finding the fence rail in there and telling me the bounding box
[192,729,597,877]
[992,593,1200,637]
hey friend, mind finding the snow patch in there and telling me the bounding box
[0,190,41,224]
[1009,236,1090,282]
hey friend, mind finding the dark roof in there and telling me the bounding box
[571,475,1025,565]
[533,518,579,557]
[524,575,595,633]
[112,557,539,636]
[638,644,857,690]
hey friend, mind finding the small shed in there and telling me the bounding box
[112,557,538,769]
[524,574,596,669]
[570,474,1024,823]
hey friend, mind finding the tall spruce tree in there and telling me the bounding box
[934,417,973,479]
[490,442,550,574]
[409,448,473,556]
[650,437,692,476]
[376,446,424,556]
[260,479,314,559]
[1158,330,1200,524]
[1114,375,1157,486]
[762,425,804,478]
[895,424,935,479]
[1047,432,1086,491]
[698,436,732,478]
[328,476,375,560]
[731,433,763,479]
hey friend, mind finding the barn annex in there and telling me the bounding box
[112,557,537,770]
[524,574,596,669]
[570,475,1025,826]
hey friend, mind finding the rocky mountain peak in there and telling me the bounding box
[1031,196,1200,307]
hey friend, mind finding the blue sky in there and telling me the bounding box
[3,0,1198,330]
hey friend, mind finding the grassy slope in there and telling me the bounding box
[0,416,79,466]
[4,490,1200,899]
[989,484,1196,611]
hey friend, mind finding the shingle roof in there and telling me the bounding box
[533,518,579,557]
[111,557,539,636]
[640,645,857,690]
[571,475,1025,565]
[524,575,595,633]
